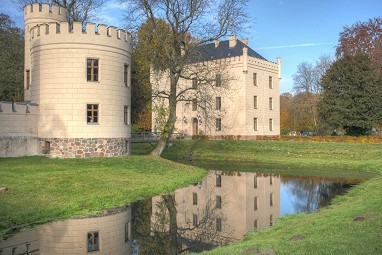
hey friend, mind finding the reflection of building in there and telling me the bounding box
[0,3,132,158]
[151,36,281,138]
[152,171,280,246]
[0,209,132,255]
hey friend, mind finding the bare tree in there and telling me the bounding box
[13,0,106,24]
[293,55,332,134]
[122,0,249,156]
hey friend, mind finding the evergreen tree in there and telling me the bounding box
[319,54,382,136]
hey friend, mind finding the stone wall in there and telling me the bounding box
[40,137,130,158]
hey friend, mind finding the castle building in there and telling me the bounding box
[151,36,281,138]
[0,3,132,158]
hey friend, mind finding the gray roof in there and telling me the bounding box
[189,39,267,63]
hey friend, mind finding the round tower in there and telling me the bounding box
[27,7,132,158]
[24,3,69,101]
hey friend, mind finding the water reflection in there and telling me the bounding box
[0,207,132,255]
[132,171,362,255]
[0,172,361,255]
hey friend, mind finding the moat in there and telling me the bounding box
[0,171,361,254]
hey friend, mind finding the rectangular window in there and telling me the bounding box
[216,97,221,110]
[124,105,129,125]
[26,70,31,90]
[254,220,258,229]
[270,215,274,226]
[192,98,197,111]
[254,96,258,109]
[216,195,222,209]
[254,118,258,131]
[193,192,198,205]
[125,222,131,243]
[215,73,221,87]
[216,118,221,131]
[254,175,258,188]
[193,214,198,226]
[270,175,274,185]
[216,174,221,187]
[269,97,273,110]
[253,73,257,86]
[87,104,99,124]
[87,231,100,252]
[269,118,273,131]
[270,193,274,207]
[269,76,273,88]
[192,77,197,89]
[87,59,99,82]
[124,64,129,86]
[254,197,258,211]
[216,218,222,231]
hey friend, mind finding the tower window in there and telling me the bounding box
[253,73,257,86]
[87,59,99,82]
[216,118,221,131]
[192,77,197,89]
[124,64,129,86]
[215,74,221,87]
[87,231,100,252]
[87,104,99,124]
[26,70,31,90]
[216,97,221,110]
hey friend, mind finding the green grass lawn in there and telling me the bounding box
[0,155,206,238]
[160,140,382,255]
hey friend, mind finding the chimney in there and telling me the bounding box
[214,39,219,48]
[229,35,237,47]
[242,39,248,45]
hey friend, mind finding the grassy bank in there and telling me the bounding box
[162,140,381,178]
[0,155,206,238]
[159,140,382,255]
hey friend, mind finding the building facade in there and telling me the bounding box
[151,36,281,138]
[0,3,132,158]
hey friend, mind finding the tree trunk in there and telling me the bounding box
[162,194,179,255]
[151,71,178,156]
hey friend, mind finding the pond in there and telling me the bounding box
[0,171,362,255]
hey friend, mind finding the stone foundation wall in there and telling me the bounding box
[40,137,130,158]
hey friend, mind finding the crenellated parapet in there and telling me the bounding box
[29,22,132,53]
[0,101,39,115]
[24,3,68,24]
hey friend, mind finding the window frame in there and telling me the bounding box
[216,174,222,187]
[216,195,222,209]
[87,231,100,253]
[254,118,258,131]
[216,118,222,131]
[87,58,99,82]
[216,96,221,110]
[124,105,130,125]
[192,98,197,111]
[87,104,99,124]
[192,77,197,89]
[269,118,273,131]
[216,218,222,231]
[254,196,258,211]
[254,96,258,109]
[192,192,198,205]
[269,76,273,89]
[193,213,198,226]
[269,97,273,110]
[124,64,130,87]
[215,73,221,87]
[253,73,257,86]
[26,70,31,90]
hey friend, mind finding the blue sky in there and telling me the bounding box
[1,0,381,93]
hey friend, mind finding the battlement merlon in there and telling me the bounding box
[0,102,39,115]
[24,3,69,25]
[29,22,132,51]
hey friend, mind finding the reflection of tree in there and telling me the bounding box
[132,192,231,255]
[283,177,355,213]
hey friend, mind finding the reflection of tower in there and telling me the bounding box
[0,209,132,254]
[151,171,280,247]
